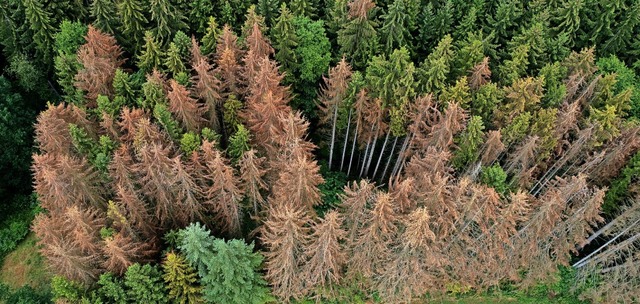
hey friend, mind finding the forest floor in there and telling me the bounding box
[0,233,52,292]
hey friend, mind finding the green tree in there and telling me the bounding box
[201,17,221,55]
[163,252,204,304]
[539,62,568,108]
[290,0,316,18]
[96,272,127,304]
[228,124,251,162]
[179,223,271,304]
[293,16,331,83]
[271,3,298,77]
[165,42,186,76]
[189,0,214,34]
[180,132,202,155]
[257,0,280,26]
[124,264,168,303]
[416,35,454,95]
[113,69,137,106]
[51,276,83,303]
[91,0,118,34]
[417,1,453,53]
[486,0,523,50]
[54,21,87,102]
[149,0,188,44]
[452,115,485,170]
[380,0,411,54]
[154,102,183,141]
[471,83,503,126]
[481,164,509,195]
[117,0,147,51]
[499,44,530,85]
[337,0,379,69]
[551,0,584,47]
[138,31,163,72]
[23,0,55,63]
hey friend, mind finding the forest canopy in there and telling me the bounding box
[1,0,640,303]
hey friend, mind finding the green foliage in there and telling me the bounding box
[0,196,37,259]
[472,83,503,126]
[91,0,118,34]
[441,76,471,108]
[452,116,485,170]
[153,103,183,141]
[179,223,272,304]
[189,0,214,34]
[54,20,87,55]
[51,275,83,302]
[480,164,509,195]
[149,0,188,44]
[180,132,201,155]
[162,252,204,304]
[97,95,125,118]
[138,31,163,72]
[502,112,532,146]
[201,127,221,143]
[223,94,243,133]
[96,272,127,304]
[124,263,168,303]
[23,0,55,63]
[113,69,137,106]
[539,62,568,108]
[7,53,47,96]
[0,77,36,198]
[290,0,316,18]
[1,284,52,304]
[602,151,640,215]
[417,35,454,95]
[228,124,251,162]
[417,1,453,54]
[380,0,412,54]
[200,17,220,55]
[596,55,640,119]
[337,4,379,69]
[165,42,186,76]
[271,3,298,77]
[293,16,331,83]
[316,164,348,216]
[117,0,148,50]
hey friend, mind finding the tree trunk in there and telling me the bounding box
[363,126,380,178]
[391,134,412,179]
[347,122,359,176]
[340,109,352,171]
[328,104,339,169]
[381,136,399,182]
[372,129,391,180]
[573,217,640,268]
[359,122,377,178]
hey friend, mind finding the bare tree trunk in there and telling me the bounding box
[381,136,399,182]
[372,129,391,180]
[363,126,380,178]
[391,134,412,179]
[347,123,359,176]
[340,109,352,171]
[328,104,339,169]
[360,123,377,178]
[573,217,640,268]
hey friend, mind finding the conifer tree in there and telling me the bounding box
[261,206,312,301]
[167,79,206,132]
[257,0,280,26]
[380,0,411,54]
[23,0,55,63]
[303,211,347,295]
[452,115,485,170]
[102,231,153,276]
[149,0,188,44]
[162,252,204,304]
[228,124,251,162]
[238,149,268,214]
[124,263,168,303]
[201,17,221,55]
[290,0,316,18]
[319,58,352,169]
[188,0,214,34]
[165,42,186,76]
[416,35,454,95]
[90,0,118,34]
[337,0,379,69]
[138,32,163,72]
[117,0,147,50]
[271,3,299,76]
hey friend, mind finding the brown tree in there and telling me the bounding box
[167,79,207,132]
[238,149,268,214]
[75,25,124,103]
[261,206,312,302]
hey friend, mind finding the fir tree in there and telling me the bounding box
[201,17,221,55]
[337,0,379,69]
[271,3,299,76]
[149,0,188,44]
[117,0,147,51]
[380,0,412,54]
[138,31,163,72]
[90,0,118,34]
[290,0,316,18]
[23,0,55,63]
[124,263,168,303]
[162,252,204,304]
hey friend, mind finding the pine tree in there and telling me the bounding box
[165,42,187,76]
[90,0,118,34]
[290,0,316,18]
[124,263,168,303]
[380,0,411,54]
[162,252,204,304]
[138,31,163,72]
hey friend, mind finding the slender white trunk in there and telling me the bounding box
[328,104,339,169]
[340,109,352,171]
[364,126,380,178]
[360,122,377,178]
[392,134,412,179]
[381,136,399,182]
[347,123,359,176]
[372,130,391,180]
[573,217,640,268]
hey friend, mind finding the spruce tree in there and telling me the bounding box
[23,0,55,63]
[162,252,204,304]
[380,0,412,54]
[188,0,214,34]
[124,263,168,303]
[149,0,188,44]
[201,17,221,55]
[138,31,163,72]
[117,0,147,51]
[257,0,280,26]
[290,0,316,18]
[452,115,485,170]
[90,0,118,34]
[165,42,187,76]
[337,0,379,69]
[271,3,298,77]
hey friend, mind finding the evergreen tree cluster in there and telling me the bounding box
[0,0,639,302]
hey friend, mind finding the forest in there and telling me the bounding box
[1,0,640,303]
